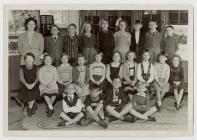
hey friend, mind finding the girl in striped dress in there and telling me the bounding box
[64,23,79,66]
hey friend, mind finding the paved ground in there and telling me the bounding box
[8,94,188,131]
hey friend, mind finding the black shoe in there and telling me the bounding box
[97,120,108,129]
[57,121,66,127]
[47,109,54,117]
[107,116,117,122]
[147,116,156,122]
[123,114,135,123]
[80,118,94,126]
[27,107,32,117]
[156,103,162,112]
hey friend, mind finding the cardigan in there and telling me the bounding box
[122,61,138,83]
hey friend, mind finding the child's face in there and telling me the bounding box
[68,26,76,35]
[143,52,150,61]
[44,56,52,65]
[27,21,35,31]
[101,20,109,31]
[25,55,34,65]
[133,23,142,31]
[112,78,121,89]
[166,27,174,36]
[90,89,101,98]
[127,52,135,62]
[84,23,91,33]
[159,55,166,64]
[119,21,126,31]
[173,57,180,67]
[149,21,157,30]
[51,26,59,35]
[113,53,121,62]
[95,54,102,62]
[67,84,75,95]
[78,57,85,66]
[61,55,69,65]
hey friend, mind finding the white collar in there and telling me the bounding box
[61,63,69,67]
[137,92,146,97]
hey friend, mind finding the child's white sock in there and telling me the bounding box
[48,105,53,110]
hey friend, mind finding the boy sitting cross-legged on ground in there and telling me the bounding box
[105,77,135,123]
[81,84,108,129]
[57,83,84,127]
[130,82,158,122]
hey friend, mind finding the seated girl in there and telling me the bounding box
[19,52,39,117]
[122,51,138,102]
[137,50,155,97]
[89,52,106,90]
[106,51,123,85]
[154,52,170,111]
[57,53,73,96]
[169,54,185,111]
[39,54,58,117]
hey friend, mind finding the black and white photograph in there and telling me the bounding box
[3,4,194,137]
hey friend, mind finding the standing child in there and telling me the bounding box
[79,22,97,65]
[114,20,131,62]
[145,20,163,62]
[154,52,170,111]
[81,84,108,128]
[130,82,158,122]
[105,77,134,123]
[122,51,138,102]
[44,25,64,66]
[131,20,145,62]
[97,19,114,64]
[137,50,155,96]
[57,83,84,126]
[161,25,179,61]
[106,51,123,85]
[39,54,58,117]
[18,53,39,117]
[57,53,73,96]
[89,53,106,90]
[73,54,90,103]
[64,23,79,65]
[169,54,185,111]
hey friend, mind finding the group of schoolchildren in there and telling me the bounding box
[18,18,185,129]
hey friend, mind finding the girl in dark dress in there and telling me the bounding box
[122,51,138,101]
[106,51,123,85]
[18,53,39,117]
[169,54,185,111]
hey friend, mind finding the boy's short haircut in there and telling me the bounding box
[65,83,76,90]
[166,25,174,29]
[90,84,102,91]
[68,23,77,29]
[50,24,59,30]
[77,53,85,59]
[43,53,52,61]
[157,51,167,62]
[61,53,69,59]
[99,19,108,27]
[135,20,142,24]
[95,52,103,57]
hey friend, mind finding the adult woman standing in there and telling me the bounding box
[18,17,44,66]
